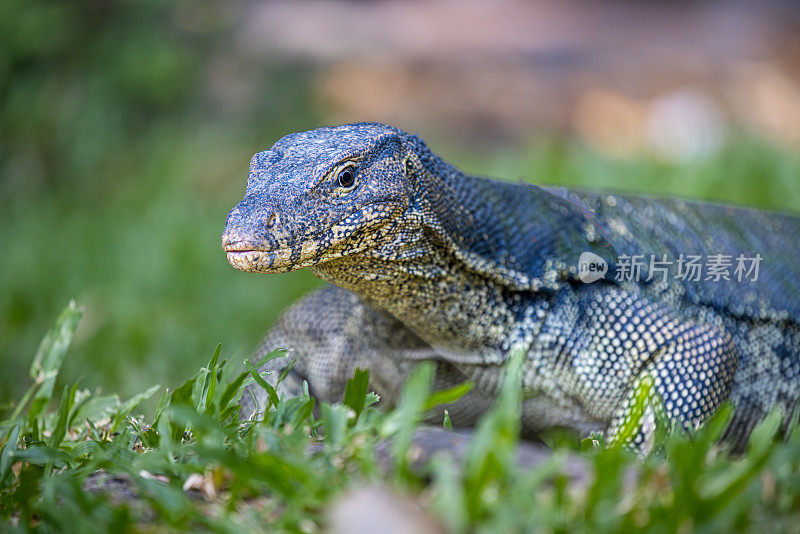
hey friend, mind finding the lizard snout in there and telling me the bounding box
[220,229,259,252]
[222,195,291,252]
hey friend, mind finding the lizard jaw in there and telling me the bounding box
[224,201,403,274]
[226,244,324,274]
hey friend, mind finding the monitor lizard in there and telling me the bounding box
[222,123,800,450]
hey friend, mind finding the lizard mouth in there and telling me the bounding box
[224,201,402,273]
[226,240,341,273]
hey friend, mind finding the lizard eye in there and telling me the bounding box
[337,166,357,189]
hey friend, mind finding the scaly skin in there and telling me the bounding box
[223,123,800,449]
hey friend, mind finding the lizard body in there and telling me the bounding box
[223,123,800,448]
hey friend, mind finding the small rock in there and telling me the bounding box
[328,486,446,534]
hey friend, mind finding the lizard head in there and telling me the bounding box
[222,123,415,273]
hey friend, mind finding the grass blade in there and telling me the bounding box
[25,302,82,424]
[343,367,369,423]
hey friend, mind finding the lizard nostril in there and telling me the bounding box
[266,212,280,229]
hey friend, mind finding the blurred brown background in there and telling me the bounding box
[234,0,800,158]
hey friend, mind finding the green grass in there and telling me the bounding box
[2,303,800,532]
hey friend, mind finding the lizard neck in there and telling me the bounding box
[310,210,549,362]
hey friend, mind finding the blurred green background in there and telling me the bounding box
[1,0,799,407]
